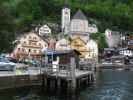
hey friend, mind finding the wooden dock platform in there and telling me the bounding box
[0,58,96,91]
[98,64,133,70]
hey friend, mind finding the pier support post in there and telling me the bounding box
[77,79,80,88]
[86,76,89,85]
[44,77,47,88]
[70,57,76,90]
[57,78,61,89]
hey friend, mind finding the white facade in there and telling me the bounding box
[55,39,70,50]
[85,40,98,59]
[105,29,120,47]
[88,24,98,33]
[70,19,89,33]
[39,25,51,36]
[61,7,71,34]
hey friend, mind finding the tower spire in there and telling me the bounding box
[64,0,69,8]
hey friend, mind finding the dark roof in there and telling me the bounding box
[44,49,81,56]
[72,9,87,20]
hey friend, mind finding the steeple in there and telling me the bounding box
[73,9,87,20]
[64,0,69,8]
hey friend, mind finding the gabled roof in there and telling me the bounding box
[16,31,49,44]
[72,9,87,20]
[71,37,87,44]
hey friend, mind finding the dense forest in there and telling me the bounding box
[0,0,133,53]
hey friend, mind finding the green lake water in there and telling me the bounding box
[0,70,133,100]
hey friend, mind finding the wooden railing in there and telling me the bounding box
[42,64,72,78]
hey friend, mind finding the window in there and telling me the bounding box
[29,36,32,39]
[34,50,36,53]
[32,42,36,45]
[45,44,47,47]
[18,48,20,51]
[22,48,25,52]
[23,41,26,44]
[39,43,41,46]
[33,37,37,40]
[29,41,32,45]
[28,49,31,52]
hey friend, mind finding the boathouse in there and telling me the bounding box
[44,49,81,68]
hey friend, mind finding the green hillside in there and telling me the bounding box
[0,0,133,52]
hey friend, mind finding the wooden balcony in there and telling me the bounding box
[22,44,42,49]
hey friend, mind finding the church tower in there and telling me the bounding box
[61,0,70,34]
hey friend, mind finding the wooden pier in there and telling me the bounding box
[98,64,133,70]
[41,57,95,91]
[0,58,95,91]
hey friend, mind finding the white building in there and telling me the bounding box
[105,29,120,47]
[61,1,98,35]
[39,24,51,36]
[85,40,98,59]
[70,10,89,33]
[55,38,70,51]
[88,24,98,33]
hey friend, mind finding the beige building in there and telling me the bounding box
[13,32,48,60]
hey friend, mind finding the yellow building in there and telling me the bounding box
[70,37,89,58]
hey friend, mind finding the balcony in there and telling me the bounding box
[22,44,42,49]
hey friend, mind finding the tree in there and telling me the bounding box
[0,4,15,53]
[90,32,108,51]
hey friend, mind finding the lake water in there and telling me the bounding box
[0,70,133,100]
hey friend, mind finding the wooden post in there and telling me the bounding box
[86,76,89,85]
[77,79,80,88]
[70,57,76,90]
[57,78,61,89]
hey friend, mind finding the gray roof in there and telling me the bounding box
[72,10,87,20]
